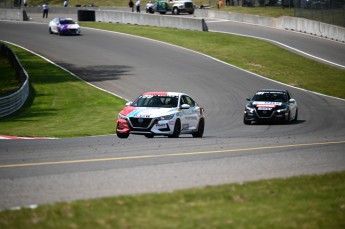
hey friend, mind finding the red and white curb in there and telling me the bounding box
[0,135,56,140]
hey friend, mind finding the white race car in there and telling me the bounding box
[116,92,205,138]
[48,17,80,36]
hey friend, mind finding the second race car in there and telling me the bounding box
[116,92,205,138]
[48,17,81,35]
[243,89,298,124]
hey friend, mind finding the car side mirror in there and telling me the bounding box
[288,99,296,104]
[181,104,190,109]
[125,102,132,106]
[246,98,250,101]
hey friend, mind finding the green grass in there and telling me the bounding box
[80,23,345,99]
[0,54,21,96]
[0,43,126,137]
[0,171,344,229]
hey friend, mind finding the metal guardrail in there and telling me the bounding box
[0,43,29,118]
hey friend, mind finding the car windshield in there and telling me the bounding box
[252,91,288,102]
[132,95,178,108]
[60,19,76,25]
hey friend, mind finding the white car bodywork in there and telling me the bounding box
[48,18,80,35]
[116,92,205,138]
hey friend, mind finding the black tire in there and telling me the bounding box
[192,119,204,138]
[243,116,251,125]
[172,7,180,15]
[117,132,129,139]
[284,111,291,124]
[145,134,154,138]
[49,27,53,34]
[293,109,298,122]
[169,119,181,138]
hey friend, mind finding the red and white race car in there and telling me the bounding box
[116,92,205,138]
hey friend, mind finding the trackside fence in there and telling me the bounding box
[0,43,29,118]
[294,0,345,28]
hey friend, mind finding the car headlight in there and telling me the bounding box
[158,114,175,120]
[245,104,255,113]
[277,107,288,113]
[118,113,127,119]
[276,105,288,113]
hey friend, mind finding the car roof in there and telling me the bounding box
[256,89,287,93]
[58,17,74,21]
[142,92,184,97]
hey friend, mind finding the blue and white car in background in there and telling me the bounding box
[48,18,81,35]
[116,92,205,138]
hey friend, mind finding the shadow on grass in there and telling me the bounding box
[0,83,57,122]
[58,63,134,82]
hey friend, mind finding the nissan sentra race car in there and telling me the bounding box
[243,89,298,124]
[48,18,80,35]
[116,92,205,138]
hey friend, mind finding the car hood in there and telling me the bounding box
[121,106,177,118]
[61,24,80,29]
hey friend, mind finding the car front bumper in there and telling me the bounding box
[244,109,289,122]
[116,118,176,136]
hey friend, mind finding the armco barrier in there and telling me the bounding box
[94,10,208,31]
[0,44,29,118]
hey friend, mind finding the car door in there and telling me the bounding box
[179,95,199,132]
[286,91,297,118]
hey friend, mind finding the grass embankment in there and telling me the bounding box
[0,54,20,96]
[0,171,344,229]
[0,43,126,137]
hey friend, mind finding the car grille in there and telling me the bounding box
[68,29,78,34]
[184,2,193,8]
[129,118,153,128]
[256,109,274,118]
